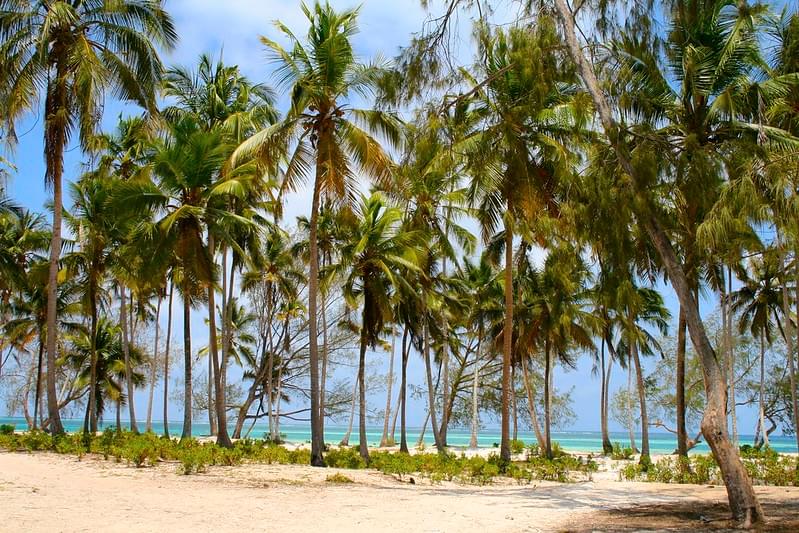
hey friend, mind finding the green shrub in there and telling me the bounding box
[22,430,53,451]
[0,424,15,435]
[509,439,526,455]
[325,447,367,469]
[610,442,634,460]
[325,473,354,483]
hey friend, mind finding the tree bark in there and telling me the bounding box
[400,326,410,453]
[627,363,638,453]
[207,236,232,447]
[33,340,44,431]
[146,293,163,433]
[521,353,545,447]
[551,1,763,523]
[631,339,650,463]
[728,268,738,445]
[423,321,445,452]
[181,284,192,440]
[320,257,329,443]
[340,377,358,447]
[119,286,138,433]
[470,324,483,449]
[758,334,769,448]
[380,329,396,446]
[500,223,513,463]
[357,319,369,461]
[544,340,553,459]
[600,335,612,454]
[676,306,688,457]
[163,282,173,438]
[86,277,99,434]
[307,169,324,465]
[778,239,799,452]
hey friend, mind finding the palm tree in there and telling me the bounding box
[233,1,400,465]
[732,252,787,448]
[0,0,176,434]
[333,193,422,460]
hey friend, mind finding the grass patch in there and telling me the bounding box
[325,473,355,484]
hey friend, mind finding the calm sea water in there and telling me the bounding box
[2,417,796,454]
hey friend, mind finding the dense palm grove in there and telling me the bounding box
[1,0,798,526]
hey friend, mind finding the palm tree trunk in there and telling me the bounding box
[380,329,396,446]
[470,325,483,449]
[631,339,650,463]
[181,283,193,440]
[208,350,216,435]
[512,364,518,441]
[423,321,445,452]
[400,326,410,453]
[599,336,612,454]
[120,286,138,433]
[544,340,553,459]
[728,268,738,445]
[500,224,513,463]
[357,319,369,461]
[416,411,429,447]
[44,157,65,435]
[320,265,329,443]
[627,363,638,453]
[163,282,173,438]
[116,400,122,433]
[87,280,99,434]
[676,306,688,457]
[778,240,799,452]
[390,381,401,444]
[521,354,545,448]
[340,378,358,447]
[307,172,324,466]
[758,334,769,448]
[553,3,763,524]
[207,236,231,448]
[604,356,613,451]
[33,340,44,430]
[146,293,163,433]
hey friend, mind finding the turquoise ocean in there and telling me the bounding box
[1,417,796,454]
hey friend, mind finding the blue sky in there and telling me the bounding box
[2,0,767,437]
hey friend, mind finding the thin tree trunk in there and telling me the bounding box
[600,335,612,454]
[116,400,122,433]
[758,334,769,448]
[207,348,216,435]
[520,353,545,447]
[416,411,430,447]
[207,236,231,447]
[552,2,763,523]
[44,154,64,435]
[627,363,638,453]
[631,340,650,463]
[146,293,163,433]
[390,380,402,444]
[181,284,192,440]
[120,286,138,433]
[423,321,445,452]
[500,224,513,463]
[33,340,44,431]
[357,320,369,461]
[544,341,553,459]
[604,357,613,450]
[307,171,323,466]
[320,259,329,443]
[728,268,738,445]
[778,239,799,452]
[676,306,688,457]
[380,329,396,446]
[400,326,410,453]
[340,378,358,447]
[470,326,483,449]
[87,280,99,434]
[163,282,173,438]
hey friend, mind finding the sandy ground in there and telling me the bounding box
[1,451,797,532]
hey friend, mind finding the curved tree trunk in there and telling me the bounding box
[631,340,650,463]
[552,2,763,523]
[626,364,638,452]
[423,321,445,452]
[33,340,44,431]
[163,283,173,438]
[86,280,99,434]
[500,224,513,463]
[521,354,545,448]
[380,329,396,446]
[603,356,613,452]
[207,350,216,435]
[778,239,799,453]
[599,336,612,454]
[340,378,358,447]
[470,325,483,449]
[727,268,737,445]
[207,236,232,448]
[120,286,138,433]
[758,334,769,448]
[400,326,410,453]
[676,307,688,457]
[146,293,163,433]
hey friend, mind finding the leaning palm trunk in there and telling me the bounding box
[599,337,612,454]
[207,236,232,448]
[400,326,410,453]
[120,286,138,433]
[758,334,769,448]
[340,378,358,446]
[626,364,638,453]
[676,307,688,457]
[521,354,545,448]
[727,269,738,445]
[778,239,799,452]
[181,283,193,440]
[86,279,99,434]
[543,341,553,459]
[307,172,324,466]
[552,1,763,523]
[33,340,44,430]
[422,321,445,452]
[470,327,483,449]
[380,331,396,446]
[163,283,174,438]
[146,293,163,433]
[631,340,650,463]
[603,357,613,453]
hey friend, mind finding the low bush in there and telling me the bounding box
[610,442,635,461]
[0,424,15,435]
[325,447,367,469]
[509,439,526,455]
[325,473,354,484]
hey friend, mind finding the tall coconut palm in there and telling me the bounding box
[233,1,400,465]
[333,193,422,460]
[0,0,176,434]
